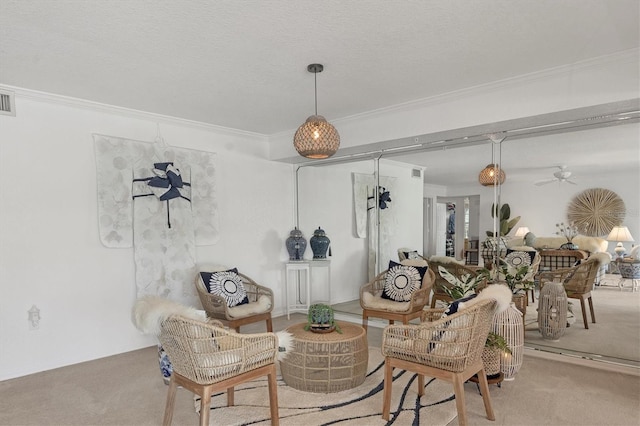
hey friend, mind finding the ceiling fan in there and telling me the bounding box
[534,165,577,186]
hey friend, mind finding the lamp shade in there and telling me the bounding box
[607,226,634,242]
[478,163,506,186]
[514,227,530,238]
[293,115,340,159]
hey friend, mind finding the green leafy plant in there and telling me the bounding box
[486,203,521,237]
[304,303,342,333]
[485,331,512,354]
[499,263,534,295]
[437,265,490,300]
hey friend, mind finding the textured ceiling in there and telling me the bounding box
[1,0,639,136]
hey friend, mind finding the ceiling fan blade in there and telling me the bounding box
[534,179,556,186]
[567,179,577,185]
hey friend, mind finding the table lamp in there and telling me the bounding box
[514,226,530,245]
[607,225,635,258]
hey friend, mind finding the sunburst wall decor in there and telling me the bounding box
[566,188,626,237]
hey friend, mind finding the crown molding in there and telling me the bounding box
[329,48,640,128]
[0,84,266,140]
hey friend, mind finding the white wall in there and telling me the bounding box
[0,95,294,380]
[296,159,424,304]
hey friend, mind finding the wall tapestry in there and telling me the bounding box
[94,134,219,306]
[353,173,396,280]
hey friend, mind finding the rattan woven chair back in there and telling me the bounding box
[359,268,435,331]
[158,315,279,426]
[538,257,600,329]
[195,270,274,332]
[381,298,497,426]
[428,260,483,308]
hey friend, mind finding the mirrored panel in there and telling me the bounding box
[296,109,639,367]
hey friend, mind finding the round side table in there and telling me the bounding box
[280,321,368,393]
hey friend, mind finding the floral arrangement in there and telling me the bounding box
[556,221,579,243]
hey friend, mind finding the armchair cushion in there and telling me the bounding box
[362,291,410,311]
[200,269,249,307]
[382,261,428,302]
[227,295,272,318]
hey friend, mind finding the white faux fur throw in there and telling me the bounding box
[428,255,465,265]
[361,291,411,312]
[228,295,272,318]
[459,283,513,314]
[131,295,207,335]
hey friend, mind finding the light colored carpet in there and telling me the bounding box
[524,281,640,365]
[333,274,640,367]
[194,348,460,425]
[0,313,638,425]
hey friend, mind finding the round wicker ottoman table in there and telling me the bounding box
[280,321,368,393]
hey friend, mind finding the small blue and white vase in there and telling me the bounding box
[158,344,172,384]
[286,227,307,261]
[310,227,330,259]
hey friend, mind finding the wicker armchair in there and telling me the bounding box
[428,259,485,308]
[195,270,274,332]
[381,298,497,426]
[538,257,601,329]
[159,315,279,426]
[360,268,435,331]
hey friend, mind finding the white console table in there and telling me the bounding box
[285,259,331,319]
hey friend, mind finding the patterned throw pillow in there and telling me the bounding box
[505,250,534,268]
[200,269,249,307]
[381,261,428,302]
[442,294,477,317]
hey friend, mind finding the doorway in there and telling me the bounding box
[433,195,480,262]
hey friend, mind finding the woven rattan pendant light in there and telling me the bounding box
[293,64,340,159]
[479,164,506,186]
[479,133,507,186]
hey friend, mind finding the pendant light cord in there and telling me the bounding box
[314,71,318,116]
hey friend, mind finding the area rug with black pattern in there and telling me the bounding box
[195,347,459,425]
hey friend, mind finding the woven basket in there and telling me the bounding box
[511,293,527,316]
[481,347,501,376]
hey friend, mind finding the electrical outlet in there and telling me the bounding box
[28,305,40,330]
